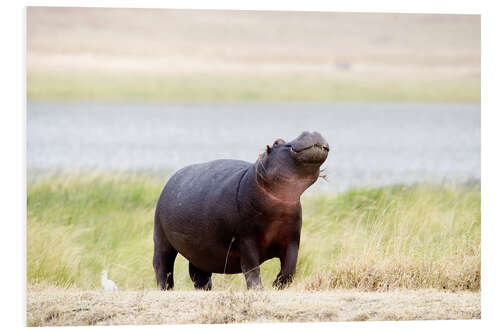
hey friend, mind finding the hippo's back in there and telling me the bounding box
[155,159,251,271]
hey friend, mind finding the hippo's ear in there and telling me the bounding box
[273,139,285,148]
[266,145,272,154]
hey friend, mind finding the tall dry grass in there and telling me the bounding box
[27,172,480,291]
[297,186,480,291]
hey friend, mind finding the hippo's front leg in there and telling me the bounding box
[239,237,264,290]
[273,242,299,289]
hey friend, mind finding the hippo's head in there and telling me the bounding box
[255,131,329,201]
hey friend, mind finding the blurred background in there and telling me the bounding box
[27,7,480,190]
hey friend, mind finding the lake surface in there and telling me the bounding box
[27,102,480,192]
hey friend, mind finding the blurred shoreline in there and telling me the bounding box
[27,8,480,102]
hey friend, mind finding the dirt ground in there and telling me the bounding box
[27,285,480,326]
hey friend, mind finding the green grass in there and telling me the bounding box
[27,71,480,102]
[27,173,481,291]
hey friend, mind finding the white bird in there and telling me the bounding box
[101,270,118,291]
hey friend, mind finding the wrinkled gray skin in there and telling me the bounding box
[153,131,329,290]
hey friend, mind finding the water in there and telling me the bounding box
[27,102,480,191]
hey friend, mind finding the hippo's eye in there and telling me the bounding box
[273,139,285,148]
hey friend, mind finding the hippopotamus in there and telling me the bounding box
[153,131,329,290]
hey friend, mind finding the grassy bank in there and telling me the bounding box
[27,173,480,291]
[27,72,480,102]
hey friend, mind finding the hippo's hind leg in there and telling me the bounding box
[153,218,178,290]
[153,238,177,290]
[189,262,213,290]
[153,237,177,290]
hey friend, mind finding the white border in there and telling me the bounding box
[20,0,484,14]
[3,0,498,332]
